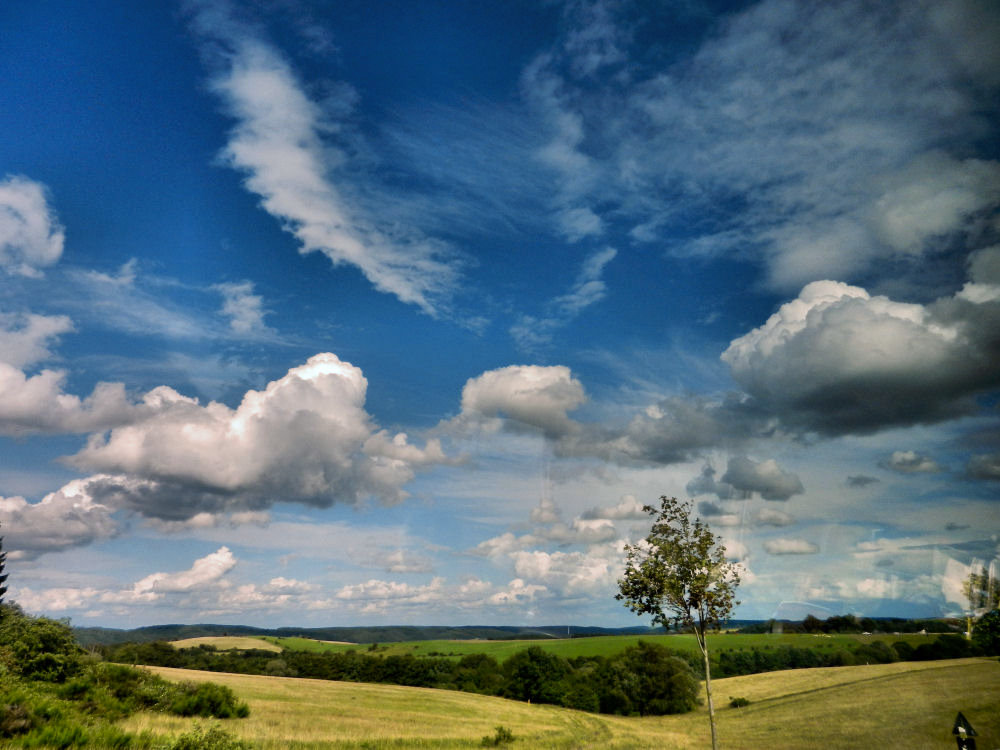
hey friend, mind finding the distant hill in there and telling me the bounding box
[73,623,685,647]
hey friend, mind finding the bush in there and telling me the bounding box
[167,722,250,750]
[729,696,750,708]
[481,725,515,746]
[166,681,250,718]
[0,606,84,682]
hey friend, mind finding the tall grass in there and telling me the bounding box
[122,657,1000,749]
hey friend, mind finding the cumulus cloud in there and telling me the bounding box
[580,494,648,520]
[382,549,434,574]
[0,478,120,559]
[754,508,796,527]
[722,280,1000,435]
[186,1,458,315]
[881,450,943,474]
[0,311,73,369]
[214,281,269,335]
[132,546,236,596]
[721,456,804,501]
[68,353,447,518]
[686,463,736,499]
[0,365,147,436]
[764,538,820,555]
[457,364,585,438]
[556,394,757,466]
[0,176,64,276]
[510,542,621,596]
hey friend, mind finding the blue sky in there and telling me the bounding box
[1,0,998,628]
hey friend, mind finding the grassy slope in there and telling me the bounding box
[171,636,283,652]
[122,658,1000,749]
[265,632,938,661]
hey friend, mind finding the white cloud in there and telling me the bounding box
[214,281,269,335]
[525,0,1000,290]
[457,364,585,438]
[509,247,617,350]
[132,546,237,596]
[188,2,458,315]
[0,176,64,277]
[755,508,796,527]
[722,280,1000,434]
[510,543,622,596]
[488,578,547,605]
[70,353,447,517]
[881,450,943,474]
[0,311,73,369]
[869,152,1000,254]
[0,478,120,559]
[581,494,648,520]
[0,364,144,436]
[764,538,820,556]
[382,549,434,574]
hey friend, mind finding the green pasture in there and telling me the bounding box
[262,631,939,662]
[123,657,1000,749]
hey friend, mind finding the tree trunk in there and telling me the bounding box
[699,634,719,750]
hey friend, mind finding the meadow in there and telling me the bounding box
[254,631,936,661]
[121,657,1000,749]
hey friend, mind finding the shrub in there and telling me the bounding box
[0,607,84,682]
[166,681,250,718]
[167,722,250,750]
[729,696,750,708]
[481,725,515,746]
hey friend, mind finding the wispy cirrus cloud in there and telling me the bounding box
[184,0,461,316]
[520,0,1000,292]
[510,247,617,350]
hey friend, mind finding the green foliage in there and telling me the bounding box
[502,646,569,705]
[0,605,84,682]
[729,696,750,708]
[617,497,740,748]
[167,721,250,750]
[617,497,740,639]
[0,522,8,614]
[166,680,250,718]
[0,607,248,748]
[619,641,699,715]
[964,566,1000,613]
[481,725,515,746]
[971,609,1000,655]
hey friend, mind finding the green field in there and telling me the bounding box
[122,657,1000,749]
[260,631,939,662]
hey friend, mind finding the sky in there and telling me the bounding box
[1,0,998,629]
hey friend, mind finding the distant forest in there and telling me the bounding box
[75,616,958,647]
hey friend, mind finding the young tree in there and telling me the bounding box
[617,497,740,750]
[0,521,8,620]
[963,563,1000,638]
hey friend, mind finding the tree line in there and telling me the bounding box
[96,628,993,716]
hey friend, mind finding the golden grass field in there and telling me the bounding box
[119,657,1000,749]
[169,636,283,652]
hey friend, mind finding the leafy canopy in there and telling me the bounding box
[616,496,740,637]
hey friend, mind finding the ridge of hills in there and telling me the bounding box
[73,623,676,646]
